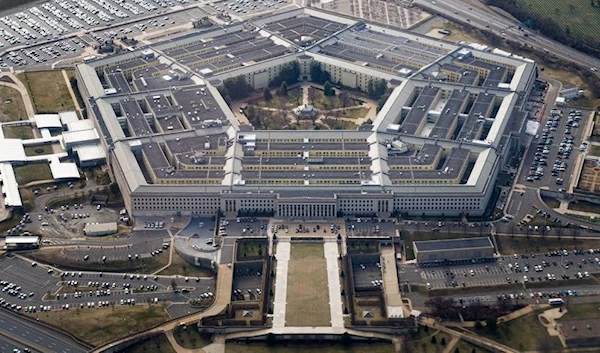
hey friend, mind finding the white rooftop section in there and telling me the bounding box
[0,139,26,162]
[49,157,80,179]
[63,129,100,147]
[0,163,22,207]
[67,119,95,132]
[34,114,62,129]
[59,111,79,126]
[5,236,40,244]
[73,143,106,162]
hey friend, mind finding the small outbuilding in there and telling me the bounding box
[5,236,40,250]
[84,222,118,236]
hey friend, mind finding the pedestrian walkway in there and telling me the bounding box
[380,245,404,318]
[323,240,344,328]
[272,239,291,328]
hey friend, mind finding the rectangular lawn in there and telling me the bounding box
[18,71,75,113]
[2,125,34,139]
[285,243,331,326]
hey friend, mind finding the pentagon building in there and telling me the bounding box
[76,8,537,219]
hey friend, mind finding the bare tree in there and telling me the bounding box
[339,90,351,112]
[307,87,317,105]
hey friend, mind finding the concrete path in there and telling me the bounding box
[0,72,36,118]
[323,240,344,328]
[380,245,404,318]
[442,336,460,353]
[61,69,83,115]
[92,265,232,353]
[272,239,291,328]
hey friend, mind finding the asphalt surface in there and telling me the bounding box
[401,251,600,290]
[415,0,600,72]
[0,308,89,353]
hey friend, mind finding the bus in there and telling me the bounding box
[548,298,564,306]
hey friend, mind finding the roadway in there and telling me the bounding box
[414,0,600,71]
[0,308,90,353]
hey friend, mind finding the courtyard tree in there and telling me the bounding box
[310,62,331,84]
[323,81,335,96]
[339,90,351,111]
[278,81,288,96]
[263,87,272,101]
[222,75,253,100]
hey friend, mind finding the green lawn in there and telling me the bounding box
[329,107,370,120]
[34,305,170,347]
[158,252,215,277]
[472,310,562,352]
[589,145,600,157]
[541,196,560,209]
[17,71,76,113]
[560,302,600,320]
[29,247,171,274]
[2,125,34,139]
[310,89,359,110]
[286,243,330,326]
[569,200,600,214]
[253,88,302,109]
[347,240,380,254]
[124,334,176,353]
[172,326,212,349]
[453,340,493,353]
[0,86,28,122]
[515,0,600,44]
[237,241,267,261]
[496,234,600,254]
[321,117,358,130]
[13,163,53,184]
[24,144,58,156]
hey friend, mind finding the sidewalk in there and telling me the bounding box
[272,239,291,328]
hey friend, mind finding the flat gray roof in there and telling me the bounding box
[414,237,493,252]
[401,86,439,135]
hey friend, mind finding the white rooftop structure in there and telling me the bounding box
[63,129,100,147]
[0,139,26,162]
[0,163,22,207]
[34,114,62,129]
[67,119,95,132]
[5,236,40,244]
[49,156,80,179]
[73,143,107,163]
[59,111,79,126]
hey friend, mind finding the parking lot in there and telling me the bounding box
[177,217,218,252]
[91,6,207,44]
[60,230,169,262]
[210,0,291,18]
[222,218,268,238]
[0,256,215,319]
[351,254,382,289]
[0,0,186,50]
[401,249,600,289]
[523,106,589,190]
[22,203,123,240]
[232,262,263,301]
